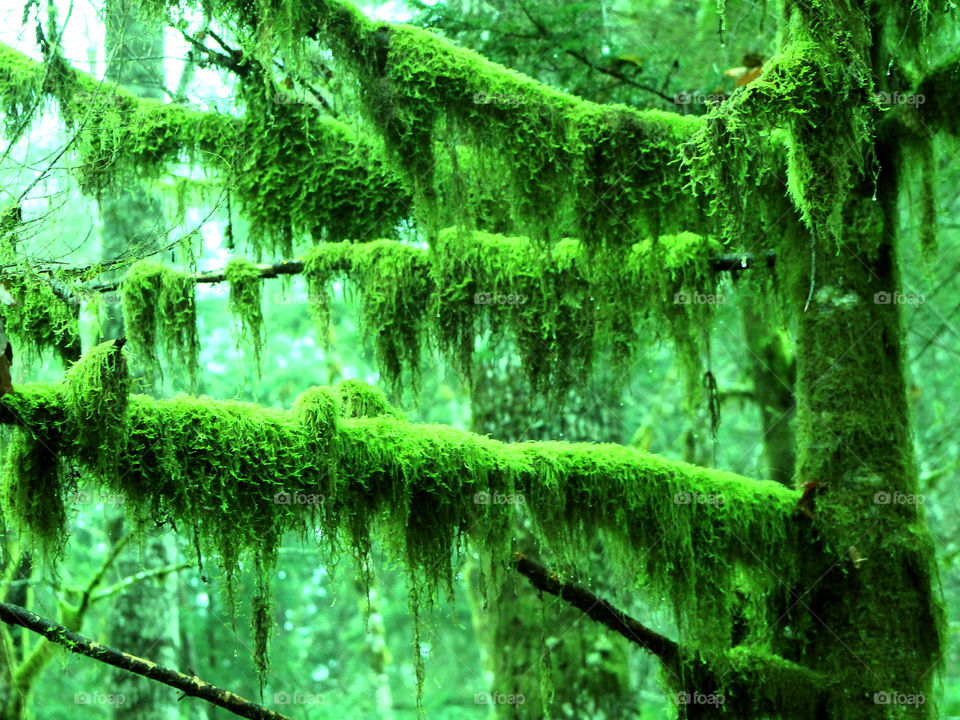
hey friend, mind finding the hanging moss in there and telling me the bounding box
[304,240,432,395]
[1,369,802,651]
[0,272,81,364]
[235,86,411,255]
[0,44,411,258]
[225,258,264,373]
[303,229,724,403]
[63,340,130,475]
[0,384,72,562]
[120,260,199,386]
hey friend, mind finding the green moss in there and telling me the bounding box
[236,87,410,255]
[0,384,72,562]
[303,230,723,403]
[0,273,81,364]
[304,241,432,396]
[1,371,802,654]
[63,340,130,474]
[0,44,411,257]
[225,258,264,373]
[120,260,199,386]
[334,378,398,418]
[307,5,706,244]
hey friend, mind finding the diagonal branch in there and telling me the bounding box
[512,552,679,665]
[0,601,293,720]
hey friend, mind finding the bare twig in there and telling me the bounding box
[512,552,679,665]
[0,601,293,720]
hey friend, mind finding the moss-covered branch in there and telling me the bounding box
[108,230,726,399]
[0,343,806,657]
[140,0,713,243]
[0,601,293,720]
[0,41,411,254]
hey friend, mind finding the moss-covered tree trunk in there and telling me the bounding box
[772,0,946,704]
[782,190,943,717]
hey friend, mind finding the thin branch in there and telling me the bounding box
[83,250,776,295]
[512,552,680,666]
[76,531,133,619]
[92,562,193,601]
[562,47,677,104]
[0,601,293,720]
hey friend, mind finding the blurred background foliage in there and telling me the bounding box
[0,0,958,718]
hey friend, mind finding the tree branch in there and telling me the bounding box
[82,248,776,295]
[512,552,680,666]
[0,601,293,720]
[92,562,193,602]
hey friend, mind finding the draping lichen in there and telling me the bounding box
[303,229,723,403]
[225,258,264,372]
[0,273,81,364]
[120,260,199,386]
[1,369,802,659]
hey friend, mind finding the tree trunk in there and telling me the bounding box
[785,186,943,716]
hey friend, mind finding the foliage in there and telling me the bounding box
[120,260,199,386]
[225,258,265,373]
[0,273,81,364]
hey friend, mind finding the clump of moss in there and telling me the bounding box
[120,260,199,387]
[63,340,130,471]
[335,378,398,418]
[348,241,432,394]
[303,241,431,396]
[225,258,264,374]
[302,230,724,405]
[236,87,411,256]
[0,273,81,364]
[0,384,72,562]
